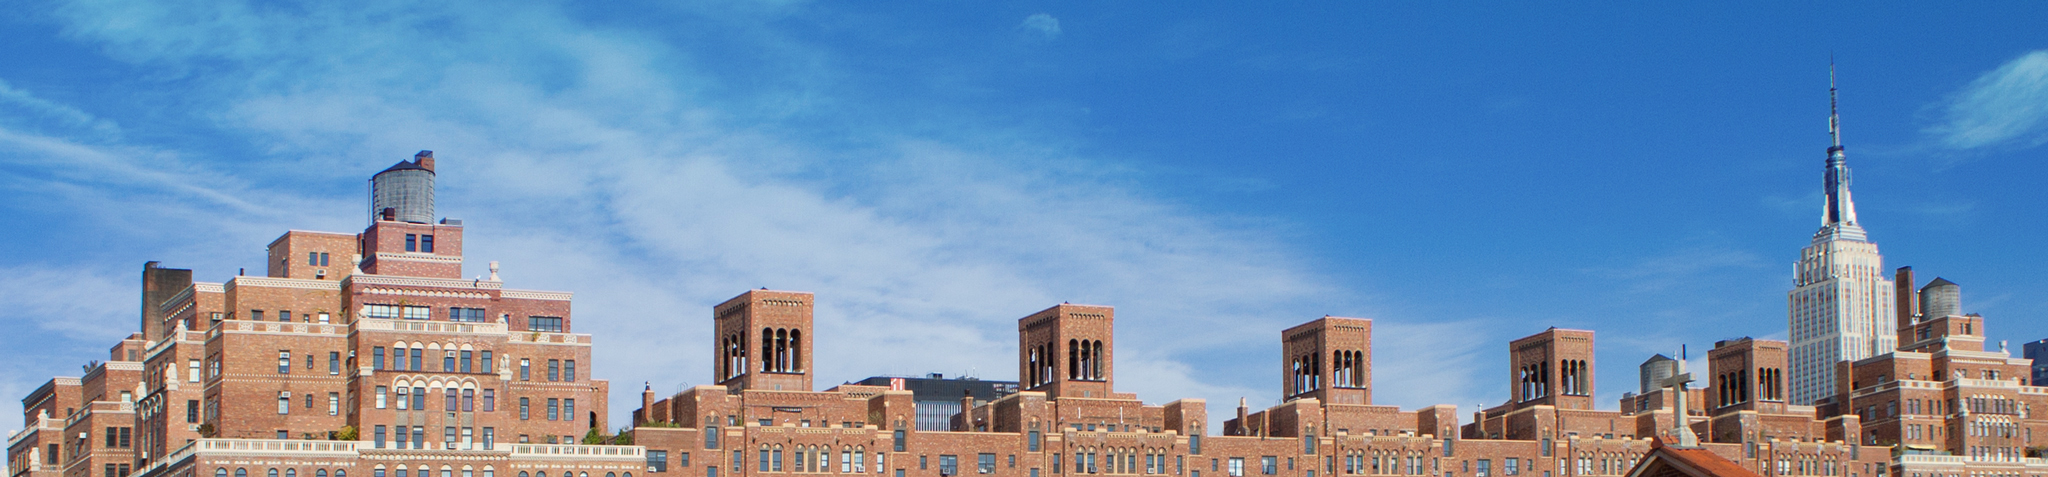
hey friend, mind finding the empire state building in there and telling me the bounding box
[1787,69,1896,405]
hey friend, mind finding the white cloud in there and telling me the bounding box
[1928,50,2048,150]
[1,0,1497,430]
[1020,13,1062,39]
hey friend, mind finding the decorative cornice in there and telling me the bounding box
[501,289,573,301]
[227,276,343,292]
[347,274,504,290]
[363,287,492,300]
[374,252,465,264]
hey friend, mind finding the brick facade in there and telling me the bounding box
[10,153,2048,477]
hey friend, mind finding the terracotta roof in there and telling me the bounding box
[1626,440,1761,477]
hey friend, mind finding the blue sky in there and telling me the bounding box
[5,2,2048,431]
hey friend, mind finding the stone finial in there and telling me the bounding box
[489,261,501,281]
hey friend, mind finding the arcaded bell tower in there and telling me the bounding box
[713,289,815,392]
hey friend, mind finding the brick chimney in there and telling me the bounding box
[415,150,435,172]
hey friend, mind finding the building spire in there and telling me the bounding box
[1820,60,1859,233]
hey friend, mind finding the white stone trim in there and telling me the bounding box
[227,276,343,292]
[501,290,573,301]
[347,275,504,290]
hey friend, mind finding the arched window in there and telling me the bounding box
[790,329,801,371]
[1073,339,1089,380]
[761,328,774,373]
[217,469,228,477]
[338,471,346,477]
[1092,340,1105,380]
[237,469,247,477]
[318,470,327,477]
[268,469,278,477]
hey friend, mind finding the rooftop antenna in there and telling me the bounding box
[1829,55,1841,148]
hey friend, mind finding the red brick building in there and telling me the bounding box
[8,152,640,477]
[8,153,2044,477]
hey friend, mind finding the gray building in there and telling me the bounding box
[2025,339,2048,386]
[855,373,1019,431]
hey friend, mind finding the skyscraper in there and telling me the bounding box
[1786,67,1896,405]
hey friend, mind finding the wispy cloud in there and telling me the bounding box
[1927,50,2048,151]
[0,0,1509,429]
[1583,246,1767,293]
[0,79,120,141]
[1020,13,1062,39]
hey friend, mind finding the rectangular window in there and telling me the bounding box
[320,252,329,266]
[446,426,457,447]
[278,392,290,414]
[529,316,564,332]
[461,351,473,373]
[374,347,386,370]
[1229,459,1244,477]
[483,389,496,411]
[548,398,560,420]
[188,359,200,382]
[566,360,577,381]
[463,389,475,412]
[481,351,493,373]
[1029,430,1042,452]
[445,352,457,372]
[411,348,423,370]
[308,252,319,266]
[520,398,530,419]
[329,352,341,375]
[396,426,408,448]
[422,235,435,253]
[279,350,291,374]
[406,234,418,252]
[186,399,199,423]
[483,427,495,449]
[450,307,486,323]
[462,427,474,450]
[446,388,458,411]
[980,454,997,474]
[706,426,720,449]
[375,425,387,449]
[328,393,340,415]
[650,450,670,473]
[402,305,430,320]
[252,310,265,321]
[279,310,291,322]
[549,360,561,381]
[895,430,906,452]
[364,304,402,320]
[1476,460,1490,477]
[396,387,409,410]
[413,386,426,410]
[521,359,531,380]
[1261,457,1276,475]
[566,399,575,420]
[941,455,959,476]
